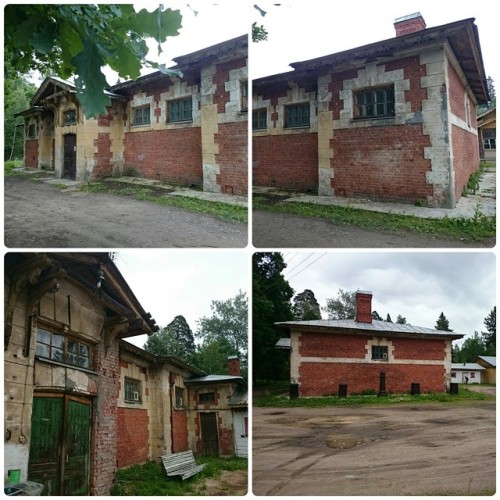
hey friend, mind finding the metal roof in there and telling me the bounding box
[276,319,464,339]
[476,355,496,367]
[451,363,485,371]
[276,338,292,349]
[185,374,244,384]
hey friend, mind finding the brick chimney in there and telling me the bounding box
[227,356,240,376]
[394,13,426,37]
[355,291,373,323]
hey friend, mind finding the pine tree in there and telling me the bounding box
[293,289,321,320]
[482,306,496,353]
[386,313,393,323]
[435,312,453,332]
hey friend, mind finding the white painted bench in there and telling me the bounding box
[161,450,207,480]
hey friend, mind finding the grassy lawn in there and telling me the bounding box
[253,384,493,408]
[253,196,495,242]
[110,456,247,496]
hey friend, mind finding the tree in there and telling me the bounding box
[196,290,248,369]
[144,315,195,362]
[396,315,407,325]
[435,312,453,332]
[4,54,37,160]
[372,310,383,321]
[323,289,356,320]
[191,337,236,377]
[482,306,496,354]
[293,289,321,320]
[454,332,485,363]
[5,4,182,118]
[253,253,294,381]
[385,313,393,323]
[252,22,268,42]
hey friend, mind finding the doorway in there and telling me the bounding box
[63,134,77,180]
[200,412,219,456]
[28,394,91,495]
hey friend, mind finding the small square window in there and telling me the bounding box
[285,103,310,128]
[372,345,388,360]
[125,378,141,403]
[168,98,192,123]
[63,109,77,125]
[252,108,267,130]
[134,106,151,126]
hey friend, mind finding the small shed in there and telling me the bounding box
[475,356,496,384]
[477,107,496,161]
[451,363,485,384]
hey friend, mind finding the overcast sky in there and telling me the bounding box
[281,251,496,343]
[114,250,249,348]
[251,0,498,89]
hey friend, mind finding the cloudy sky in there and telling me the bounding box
[281,251,496,343]
[251,0,498,88]
[114,250,249,348]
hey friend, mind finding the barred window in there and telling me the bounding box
[285,103,310,128]
[168,98,192,123]
[354,86,395,119]
[372,345,388,360]
[199,392,215,403]
[124,378,141,403]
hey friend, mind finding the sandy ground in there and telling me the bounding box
[253,399,496,496]
[194,470,248,496]
[4,176,247,248]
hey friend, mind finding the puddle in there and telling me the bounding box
[326,433,365,449]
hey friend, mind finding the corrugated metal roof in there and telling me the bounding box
[228,388,248,406]
[276,319,464,339]
[451,363,485,371]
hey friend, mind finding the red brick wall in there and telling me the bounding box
[172,410,189,452]
[25,140,39,168]
[392,338,446,360]
[117,407,149,468]
[93,133,113,177]
[300,333,368,358]
[218,424,234,456]
[124,128,202,186]
[452,124,480,200]
[90,341,119,495]
[448,63,467,121]
[215,122,248,194]
[253,133,318,191]
[299,362,446,395]
[213,57,247,113]
[331,125,433,202]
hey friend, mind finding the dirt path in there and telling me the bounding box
[253,402,496,495]
[194,470,247,496]
[253,211,494,248]
[4,177,246,248]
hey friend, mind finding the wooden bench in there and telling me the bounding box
[161,450,207,480]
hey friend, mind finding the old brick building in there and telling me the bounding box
[17,35,248,195]
[276,291,463,396]
[252,14,489,208]
[4,253,247,496]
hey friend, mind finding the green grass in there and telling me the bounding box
[110,456,247,496]
[253,385,493,408]
[253,196,495,242]
[81,181,247,223]
[4,160,24,176]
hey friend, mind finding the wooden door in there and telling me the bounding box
[200,412,219,456]
[28,395,91,495]
[63,134,77,180]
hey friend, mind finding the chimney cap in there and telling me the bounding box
[227,355,239,360]
[394,12,423,24]
[356,289,373,295]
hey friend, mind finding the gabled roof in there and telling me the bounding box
[276,319,464,340]
[476,355,496,367]
[477,107,496,128]
[254,18,488,104]
[451,363,485,371]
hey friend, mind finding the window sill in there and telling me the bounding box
[167,120,193,125]
[35,356,96,375]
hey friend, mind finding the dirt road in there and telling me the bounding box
[4,177,247,248]
[253,211,494,248]
[253,402,495,495]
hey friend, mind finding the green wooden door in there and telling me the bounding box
[28,396,91,496]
